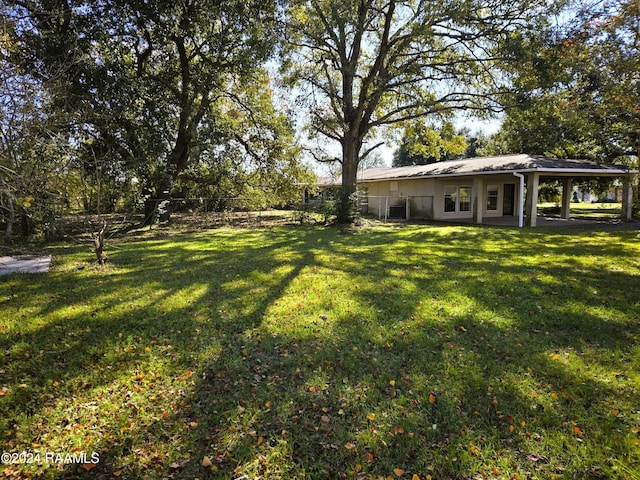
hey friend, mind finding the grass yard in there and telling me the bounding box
[538,202,624,220]
[1,223,640,479]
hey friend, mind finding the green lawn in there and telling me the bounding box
[1,224,639,479]
[539,202,623,220]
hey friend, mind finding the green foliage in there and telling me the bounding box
[493,0,640,167]
[538,181,561,203]
[393,122,468,166]
[1,225,639,478]
[294,192,338,224]
[2,0,308,232]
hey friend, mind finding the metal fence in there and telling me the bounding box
[359,195,434,221]
[142,197,295,228]
[4,194,439,242]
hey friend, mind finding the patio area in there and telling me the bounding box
[461,215,638,229]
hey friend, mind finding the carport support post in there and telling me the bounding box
[622,175,634,221]
[561,178,572,220]
[525,172,540,227]
[473,176,484,224]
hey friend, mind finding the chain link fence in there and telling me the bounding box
[3,193,441,244]
[358,195,434,221]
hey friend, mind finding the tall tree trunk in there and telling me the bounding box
[93,221,108,264]
[338,134,362,223]
[2,200,14,245]
[1,174,13,244]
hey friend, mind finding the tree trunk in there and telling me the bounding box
[1,175,14,244]
[93,221,108,264]
[3,202,14,245]
[141,176,172,227]
[337,135,362,223]
[20,205,34,236]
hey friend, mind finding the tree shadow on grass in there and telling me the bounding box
[0,225,638,479]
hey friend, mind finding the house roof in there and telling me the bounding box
[318,154,634,186]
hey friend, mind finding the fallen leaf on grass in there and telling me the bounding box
[428,392,437,404]
[470,444,480,456]
[82,463,97,471]
[169,459,189,470]
[0,387,7,396]
[573,426,583,435]
[367,413,376,421]
[344,442,356,450]
[201,456,212,467]
[393,468,405,476]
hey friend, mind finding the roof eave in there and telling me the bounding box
[358,167,635,183]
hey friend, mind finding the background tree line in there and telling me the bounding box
[1,0,312,242]
[1,0,638,235]
[389,0,638,206]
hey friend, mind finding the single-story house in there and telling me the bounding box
[313,154,636,227]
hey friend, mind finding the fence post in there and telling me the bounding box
[384,196,388,223]
[406,197,410,220]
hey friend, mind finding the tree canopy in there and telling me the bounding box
[392,121,468,166]
[488,0,639,166]
[1,0,311,237]
[283,0,554,220]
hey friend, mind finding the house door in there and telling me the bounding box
[503,184,515,216]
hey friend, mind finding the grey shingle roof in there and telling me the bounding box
[319,154,633,186]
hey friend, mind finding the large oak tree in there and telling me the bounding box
[3,0,307,226]
[283,0,552,221]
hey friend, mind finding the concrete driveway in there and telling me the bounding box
[0,255,52,275]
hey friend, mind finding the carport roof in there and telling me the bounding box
[318,154,634,186]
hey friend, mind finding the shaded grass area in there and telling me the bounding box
[539,202,623,220]
[1,224,640,479]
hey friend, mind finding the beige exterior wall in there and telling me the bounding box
[366,178,436,197]
[362,174,522,221]
[365,179,436,218]
[434,174,522,220]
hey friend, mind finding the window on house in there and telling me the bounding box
[444,185,472,213]
[487,186,499,211]
[444,186,457,212]
[459,187,471,212]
